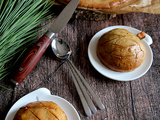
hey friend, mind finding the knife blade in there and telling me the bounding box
[49,0,79,33]
[11,0,80,85]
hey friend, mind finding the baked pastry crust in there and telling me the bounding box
[57,0,131,9]
[13,101,67,120]
[97,28,146,72]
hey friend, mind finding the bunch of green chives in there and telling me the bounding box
[0,0,54,86]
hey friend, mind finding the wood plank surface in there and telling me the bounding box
[0,11,160,120]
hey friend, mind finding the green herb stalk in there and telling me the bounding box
[0,0,54,81]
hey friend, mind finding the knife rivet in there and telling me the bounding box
[19,67,23,72]
[37,43,41,46]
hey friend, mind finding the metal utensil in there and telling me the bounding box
[51,38,105,116]
[11,0,80,85]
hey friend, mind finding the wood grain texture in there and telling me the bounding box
[0,12,160,120]
[13,35,52,84]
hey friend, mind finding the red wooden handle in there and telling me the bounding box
[13,35,52,84]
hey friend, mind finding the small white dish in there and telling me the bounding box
[5,88,80,120]
[88,25,153,81]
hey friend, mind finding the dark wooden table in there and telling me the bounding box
[0,10,160,120]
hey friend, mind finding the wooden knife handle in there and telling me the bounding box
[11,31,55,85]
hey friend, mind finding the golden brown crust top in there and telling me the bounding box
[58,0,130,9]
[97,28,146,72]
[13,101,67,120]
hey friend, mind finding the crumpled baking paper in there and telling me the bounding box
[92,0,160,14]
[55,0,160,14]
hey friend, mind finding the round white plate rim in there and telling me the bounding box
[88,25,153,81]
[5,88,80,120]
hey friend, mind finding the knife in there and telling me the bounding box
[11,0,80,85]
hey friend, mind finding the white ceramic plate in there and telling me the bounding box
[88,25,153,81]
[5,88,80,120]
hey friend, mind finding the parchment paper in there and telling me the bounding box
[91,0,160,14]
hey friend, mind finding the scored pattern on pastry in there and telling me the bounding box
[39,101,59,119]
[29,110,41,120]
[97,28,146,72]
[99,33,142,56]
[13,101,67,120]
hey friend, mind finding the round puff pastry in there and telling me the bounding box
[13,101,67,120]
[97,28,146,72]
[58,0,131,9]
